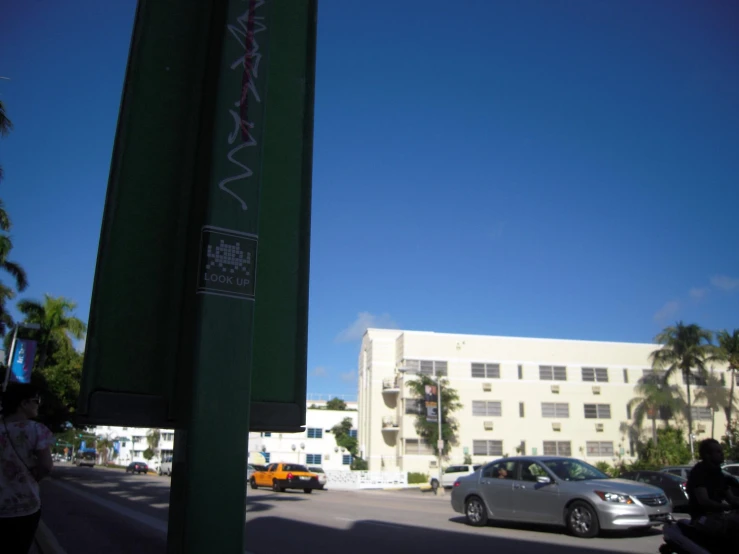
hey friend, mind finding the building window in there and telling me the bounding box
[161,433,174,441]
[342,455,352,465]
[519,402,525,417]
[471,363,500,379]
[584,404,612,419]
[307,428,323,439]
[263,432,272,437]
[641,369,667,384]
[623,368,629,383]
[405,399,423,415]
[349,430,358,438]
[626,403,632,419]
[586,441,614,457]
[541,402,569,418]
[543,441,571,456]
[405,359,447,376]
[539,365,567,381]
[405,439,433,455]
[121,442,127,447]
[305,454,322,465]
[683,372,708,386]
[581,367,608,382]
[518,365,523,379]
[691,406,713,421]
[472,440,503,457]
[262,453,270,463]
[472,400,502,417]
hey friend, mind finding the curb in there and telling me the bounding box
[33,520,67,554]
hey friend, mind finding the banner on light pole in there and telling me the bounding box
[425,384,439,423]
[9,339,37,384]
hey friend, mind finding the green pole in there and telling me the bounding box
[168,1,272,552]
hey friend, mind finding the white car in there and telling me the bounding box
[308,466,327,490]
[430,464,482,491]
[157,456,173,476]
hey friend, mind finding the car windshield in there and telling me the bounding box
[309,467,324,473]
[283,464,309,472]
[543,458,609,481]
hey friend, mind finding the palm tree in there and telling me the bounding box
[147,428,161,460]
[651,322,714,458]
[405,374,462,457]
[0,99,13,184]
[16,294,86,370]
[715,330,739,441]
[0,200,28,335]
[97,437,113,465]
[628,376,685,443]
[693,372,734,439]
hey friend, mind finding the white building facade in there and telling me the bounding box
[92,426,175,468]
[248,402,358,470]
[358,329,730,474]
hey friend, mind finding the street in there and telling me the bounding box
[41,465,666,553]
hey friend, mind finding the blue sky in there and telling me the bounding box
[1,1,738,400]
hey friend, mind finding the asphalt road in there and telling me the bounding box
[41,464,667,553]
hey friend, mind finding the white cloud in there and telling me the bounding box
[653,300,679,321]
[311,366,328,378]
[711,275,739,292]
[689,287,708,301]
[335,311,398,343]
[340,371,356,383]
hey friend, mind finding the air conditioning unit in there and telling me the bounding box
[592,386,601,395]
[429,460,438,468]
[552,422,562,431]
[595,423,604,432]
[551,385,560,393]
[482,382,492,392]
[697,424,706,433]
[483,421,494,430]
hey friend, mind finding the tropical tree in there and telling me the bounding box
[0,99,12,184]
[406,374,462,457]
[694,372,735,439]
[715,330,739,441]
[147,428,161,460]
[0,205,28,335]
[651,322,714,457]
[97,437,114,465]
[326,397,347,411]
[628,376,685,443]
[16,294,86,370]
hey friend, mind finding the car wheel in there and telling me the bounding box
[250,478,258,490]
[430,479,439,492]
[566,501,600,538]
[304,489,313,494]
[464,496,488,527]
[272,480,281,492]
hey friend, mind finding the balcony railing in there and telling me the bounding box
[382,377,400,393]
[382,417,399,431]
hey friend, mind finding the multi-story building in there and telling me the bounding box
[248,401,358,470]
[358,328,730,474]
[93,426,175,467]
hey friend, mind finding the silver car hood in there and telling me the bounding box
[573,478,663,496]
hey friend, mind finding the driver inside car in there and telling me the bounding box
[687,438,739,542]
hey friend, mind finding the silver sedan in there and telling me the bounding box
[451,456,671,538]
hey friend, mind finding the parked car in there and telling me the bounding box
[431,464,482,491]
[451,456,671,538]
[660,465,695,480]
[308,466,327,490]
[126,462,149,475]
[620,470,689,512]
[247,464,256,482]
[723,463,739,477]
[250,463,320,493]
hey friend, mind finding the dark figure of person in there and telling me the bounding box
[687,438,739,544]
[0,384,54,553]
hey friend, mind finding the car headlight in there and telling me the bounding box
[594,491,634,504]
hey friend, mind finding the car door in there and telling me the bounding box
[478,461,516,520]
[511,460,562,524]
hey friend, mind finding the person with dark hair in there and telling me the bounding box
[686,438,739,543]
[0,383,54,553]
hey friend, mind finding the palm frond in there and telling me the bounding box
[1,260,28,291]
[0,100,13,137]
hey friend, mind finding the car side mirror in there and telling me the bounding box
[537,476,552,484]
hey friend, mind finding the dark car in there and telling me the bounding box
[126,462,149,475]
[620,470,689,512]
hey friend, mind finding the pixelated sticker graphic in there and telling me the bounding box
[205,240,251,275]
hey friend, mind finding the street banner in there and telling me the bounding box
[9,339,37,384]
[425,384,438,422]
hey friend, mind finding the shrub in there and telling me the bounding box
[408,471,429,484]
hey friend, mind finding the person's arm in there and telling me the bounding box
[725,487,739,509]
[33,447,53,481]
[694,487,730,512]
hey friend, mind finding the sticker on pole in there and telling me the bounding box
[197,226,258,300]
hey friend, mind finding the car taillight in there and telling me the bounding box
[287,473,293,480]
[454,481,461,487]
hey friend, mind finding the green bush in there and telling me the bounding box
[408,471,429,484]
[594,461,612,475]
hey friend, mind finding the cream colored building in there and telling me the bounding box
[357,329,730,474]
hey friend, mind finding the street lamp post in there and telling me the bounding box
[436,372,444,496]
[2,322,41,391]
